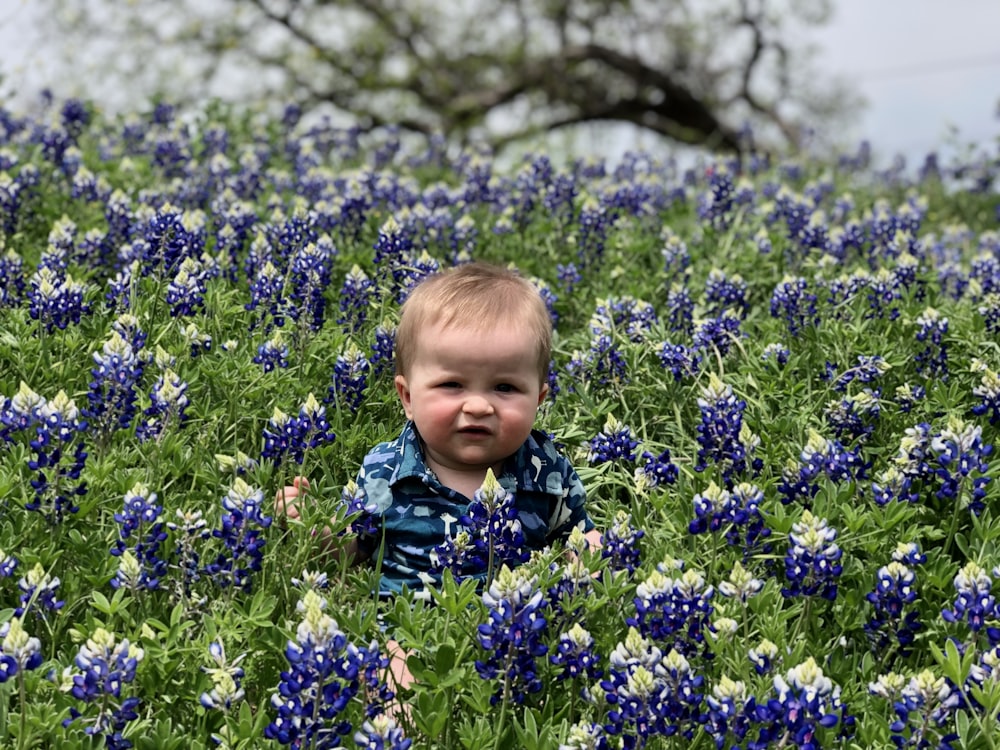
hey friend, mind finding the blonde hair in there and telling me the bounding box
[394,262,552,382]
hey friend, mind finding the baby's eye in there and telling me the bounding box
[438,381,461,389]
[495,383,517,393]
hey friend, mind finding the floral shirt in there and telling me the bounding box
[354,420,594,596]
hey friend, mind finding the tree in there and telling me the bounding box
[34,0,860,155]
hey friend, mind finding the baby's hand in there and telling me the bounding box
[275,476,310,522]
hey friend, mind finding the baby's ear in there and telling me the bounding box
[395,375,414,419]
[537,381,549,406]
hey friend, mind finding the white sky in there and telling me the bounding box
[1,0,999,167]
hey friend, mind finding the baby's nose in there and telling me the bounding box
[462,394,494,415]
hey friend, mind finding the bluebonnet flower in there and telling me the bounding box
[199,640,246,712]
[111,482,167,592]
[288,238,334,332]
[634,449,679,492]
[204,478,273,592]
[864,560,922,659]
[971,359,1000,425]
[930,417,993,516]
[0,172,25,234]
[104,260,137,312]
[450,214,478,261]
[703,269,748,319]
[710,617,739,644]
[263,394,337,468]
[338,264,376,334]
[826,355,890,392]
[718,561,764,605]
[891,422,936,486]
[914,307,949,379]
[748,639,780,676]
[770,275,818,337]
[869,670,959,750]
[969,250,1000,297]
[587,415,640,466]
[546,543,594,621]
[0,617,44,684]
[757,344,787,369]
[689,481,771,557]
[135,368,190,443]
[658,341,701,381]
[165,508,209,606]
[434,469,528,585]
[59,627,145,750]
[84,329,144,447]
[0,247,26,307]
[778,429,868,506]
[705,675,755,749]
[369,324,395,379]
[893,541,927,566]
[354,715,412,750]
[254,331,290,373]
[329,342,370,413]
[181,322,212,358]
[1,380,44,445]
[576,197,611,268]
[627,565,714,657]
[290,569,331,594]
[600,510,645,576]
[338,480,380,543]
[0,549,17,578]
[600,629,705,747]
[568,334,630,388]
[862,268,906,320]
[27,265,90,333]
[246,260,287,332]
[698,164,736,228]
[557,262,582,293]
[550,623,603,685]
[781,510,843,601]
[590,296,658,342]
[661,228,691,281]
[475,565,550,706]
[665,285,695,335]
[695,374,761,485]
[977,293,1000,334]
[214,451,258,478]
[141,204,205,278]
[824,388,881,444]
[25,391,88,524]
[752,657,854,747]
[560,721,610,750]
[371,215,412,286]
[291,393,337,464]
[941,561,997,637]
[871,465,920,506]
[894,382,925,413]
[692,310,744,358]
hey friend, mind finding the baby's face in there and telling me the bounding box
[394,319,547,480]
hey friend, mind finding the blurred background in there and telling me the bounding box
[1,0,998,169]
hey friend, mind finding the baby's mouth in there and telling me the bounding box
[459,426,491,435]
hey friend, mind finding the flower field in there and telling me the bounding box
[1,96,1000,749]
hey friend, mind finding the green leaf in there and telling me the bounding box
[91,590,113,615]
[434,643,456,676]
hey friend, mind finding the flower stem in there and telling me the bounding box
[493,640,515,750]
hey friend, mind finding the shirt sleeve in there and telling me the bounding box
[352,447,392,558]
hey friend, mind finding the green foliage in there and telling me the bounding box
[0,96,999,749]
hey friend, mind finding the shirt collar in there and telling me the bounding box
[389,422,555,496]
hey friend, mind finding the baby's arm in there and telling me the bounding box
[275,476,367,563]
